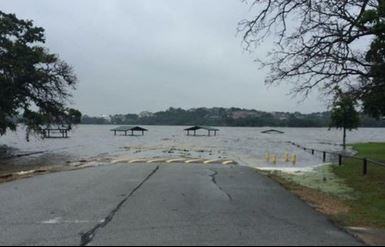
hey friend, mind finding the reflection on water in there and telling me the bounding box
[0,125,385,171]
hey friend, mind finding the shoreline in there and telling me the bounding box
[259,142,385,246]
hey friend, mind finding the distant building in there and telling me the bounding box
[139,111,154,118]
[231,111,260,119]
[100,114,111,122]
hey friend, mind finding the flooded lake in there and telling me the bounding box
[1,125,385,172]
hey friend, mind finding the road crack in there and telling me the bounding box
[80,166,160,246]
[209,169,233,201]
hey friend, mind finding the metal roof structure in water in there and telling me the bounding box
[261,129,285,134]
[184,126,219,136]
[111,126,148,136]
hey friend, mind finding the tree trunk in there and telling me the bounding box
[343,127,347,150]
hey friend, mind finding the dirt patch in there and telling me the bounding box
[291,186,350,215]
[268,173,350,216]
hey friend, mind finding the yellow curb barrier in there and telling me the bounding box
[110,158,237,165]
[203,159,223,164]
[147,159,167,163]
[111,159,130,164]
[166,158,187,163]
[185,159,205,164]
[129,159,148,164]
[222,160,236,165]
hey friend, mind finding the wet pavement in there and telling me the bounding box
[0,163,361,246]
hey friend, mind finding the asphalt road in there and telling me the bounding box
[0,163,361,246]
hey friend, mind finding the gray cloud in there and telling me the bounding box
[2,0,328,115]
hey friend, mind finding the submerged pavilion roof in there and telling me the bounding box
[111,126,148,132]
[184,126,219,131]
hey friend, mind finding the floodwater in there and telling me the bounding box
[0,125,385,172]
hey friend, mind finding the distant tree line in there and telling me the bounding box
[81,107,385,128]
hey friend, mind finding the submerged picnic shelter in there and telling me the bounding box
[261,129,285,134]
[41,125,71,139]
[111,126,148,136]
[184,126,219,136]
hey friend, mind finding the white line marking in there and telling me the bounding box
[40,217,104,224]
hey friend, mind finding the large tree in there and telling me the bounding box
[239,0,385,117]
[329,90,360,150]
[0,11,79,138]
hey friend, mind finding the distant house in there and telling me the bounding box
[231,111,260,119]
[100,114,111,122]
[138,111,154,118]
[111,126,148,136]
[184,126,219,136]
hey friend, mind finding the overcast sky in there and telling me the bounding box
[2,0,328,116]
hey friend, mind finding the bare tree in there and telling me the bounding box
[238,0,383,100]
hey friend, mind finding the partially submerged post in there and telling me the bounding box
[323,152,327,162]
[338,154,343,166]
[111,126,148,136]
[184,126,219,136]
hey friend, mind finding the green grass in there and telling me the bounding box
[332,143,385,227]
[350,143,385,161]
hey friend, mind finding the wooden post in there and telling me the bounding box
[363,158,368,176]
[338,154,342,166]
[323,152,326,162]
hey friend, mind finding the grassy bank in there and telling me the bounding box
[332,143,385,228]
[266,143,385,229]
